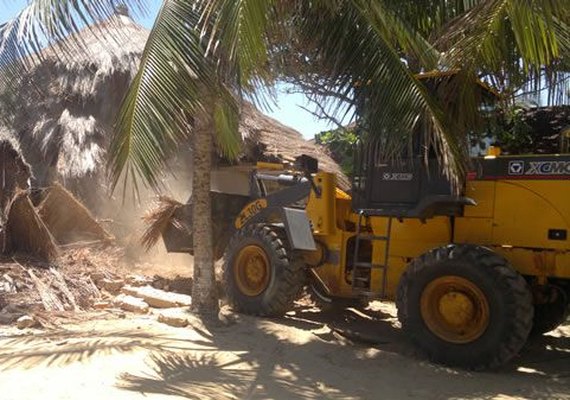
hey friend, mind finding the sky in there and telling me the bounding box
[0,0,345,139]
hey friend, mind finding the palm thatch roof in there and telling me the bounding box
[4,10,147,189]
[0,126,31,217]
[2,8,348,207]
[238,103,350,188]
[0,126,26,163]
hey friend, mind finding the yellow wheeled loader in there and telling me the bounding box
[162,149,569,369]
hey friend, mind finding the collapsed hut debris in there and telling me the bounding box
[141,196,185,252]
[0,130,112,262]
[38,183,114,245]
[0,183,112,263]
[3,191,59,262]
[142,192,250,260]
[0,129,58,262]
[0,245,203,328]
[0,248,115,325]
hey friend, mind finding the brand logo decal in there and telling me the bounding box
[382,172,414,181]
[508,161,524,175]
[508,160,570,176]
[526,161,570,175]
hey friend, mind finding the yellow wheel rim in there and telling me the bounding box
[420,276,490,344]
[234,245,271,297]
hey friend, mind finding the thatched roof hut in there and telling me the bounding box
[3,8,348,213]
[5,9,147,194]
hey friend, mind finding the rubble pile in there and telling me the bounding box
[0,124,199,332]
[0,247,118,326]
[0,245,200,329]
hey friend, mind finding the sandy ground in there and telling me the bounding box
[0,302,568,400]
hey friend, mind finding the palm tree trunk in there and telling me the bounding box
[191,110,219,316]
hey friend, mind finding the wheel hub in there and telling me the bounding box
[438,291,475,327]
[234,245,271,297]
[421,276,490,344]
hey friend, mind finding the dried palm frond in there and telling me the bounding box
[3,191,59,262]
[141,196,185,252]
[38,183,114,245]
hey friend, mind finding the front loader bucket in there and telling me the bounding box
[162,192,250,259]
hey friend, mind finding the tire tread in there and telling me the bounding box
[223,224,305,317]
[396,244,533,369]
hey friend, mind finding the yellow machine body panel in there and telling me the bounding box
[456,179,570,250]
[457,178,570,280]
[491,180,569,250]
[306,160,570,300]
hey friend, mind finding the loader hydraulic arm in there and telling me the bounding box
[237,172,313,230]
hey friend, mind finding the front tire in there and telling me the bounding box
[396,245,533,369]
[223,224,305,317]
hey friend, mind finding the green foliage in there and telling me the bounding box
[493,106,535,154]
[469,103,570,156]
[482,104,565,155]
[0,0,568,190]
[110,1,214,190]
[315,128,359,177]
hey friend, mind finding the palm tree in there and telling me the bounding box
[396,0,570,105]
[1,0,568,315]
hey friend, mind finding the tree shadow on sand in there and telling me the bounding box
[0,321,211,371]
[117,304,570,400]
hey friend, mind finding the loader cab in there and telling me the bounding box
[351,70,498,219]
[351,137,471,219]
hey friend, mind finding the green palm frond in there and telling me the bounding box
[387,0,478,38]
[199,0,275,86]
[112,0,282,190]
[109,0,219,191]
[294,0,466,182]
[387,1,569,106]
[361,0,440,69]
[213,86,242,160]
[438,0,569,99]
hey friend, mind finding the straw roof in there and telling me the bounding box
[0,126,32,220]
[0,126,25,161]
[4,8,348,197]
[6,11,147,187]
[239,103,350,188]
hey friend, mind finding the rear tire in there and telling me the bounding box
[223,224,305,317]
[396,245,533,369]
